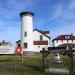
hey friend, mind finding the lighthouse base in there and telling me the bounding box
[23,51,34,56]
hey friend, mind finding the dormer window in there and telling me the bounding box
[65,36,67,39]
[67,36,69,38]
[40,35,43,40]
[65,36,69,39]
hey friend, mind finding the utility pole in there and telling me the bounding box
[40,48,49,73]
[63,46,74,74]
[68,49,74,74]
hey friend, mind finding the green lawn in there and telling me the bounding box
[0,55,43,75]
[0,54,75,75]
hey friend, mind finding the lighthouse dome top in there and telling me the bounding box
[20,11,34,16]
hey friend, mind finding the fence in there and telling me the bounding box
[0,54,75,75]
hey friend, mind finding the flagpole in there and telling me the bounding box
[15,46,17,73]
[21,46,23,63]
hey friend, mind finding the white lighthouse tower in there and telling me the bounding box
[20,12,34,55]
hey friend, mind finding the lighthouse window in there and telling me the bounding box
[24,43,27,48]
[24,32,27,37]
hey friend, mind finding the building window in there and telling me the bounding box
[65,36,69,39]
[67,36,69,38]
[61,40,63,43]
[24,43,27,48]
[65,36,67,39]
[40,35,43,40]
[56,40,58,43]
[67,40,69,43]
[24,32,27,37]
[0,43,2,46]
[72,40,73,43]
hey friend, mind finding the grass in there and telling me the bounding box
[0,54,75,75]
[0,55,43,74]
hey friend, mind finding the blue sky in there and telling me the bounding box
[0,0,75,45]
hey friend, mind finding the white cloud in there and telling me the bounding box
[0,26,20,46]
[48,0,75,40]
[0,0,39,24]
[51,23,75,40]
[49,3,63,21]
[69,0,75,10]
[53,4,63,18]
[6,0,38,11]
[0,0,75,46]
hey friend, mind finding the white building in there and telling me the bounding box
[20,12,34,55]
[0,40,14,54]
[52,34,75,47]
[17,29,50,53]
[33,29,50,52]
[19,11,50,55]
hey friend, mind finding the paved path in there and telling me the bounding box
[45,68,69,74]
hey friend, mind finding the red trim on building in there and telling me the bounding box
[52,34,75,41]
[33,40,48,45]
